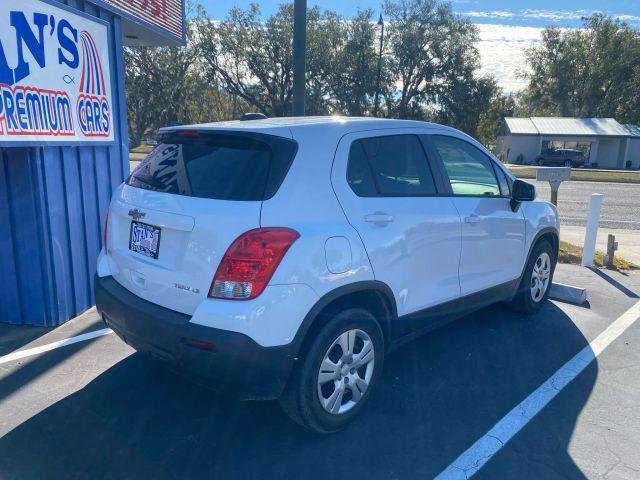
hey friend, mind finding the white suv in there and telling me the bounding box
[95,117,559,433]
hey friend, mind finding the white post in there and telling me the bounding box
[582,193,603,267]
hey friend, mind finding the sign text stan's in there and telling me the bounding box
[0,0,114,144]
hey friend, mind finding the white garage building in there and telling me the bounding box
[496,117,640,169]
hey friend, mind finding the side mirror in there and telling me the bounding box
[510,179,535,211]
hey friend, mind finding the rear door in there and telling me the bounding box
[428,134,525,296]
[106,130,296,315]
[331,130,462,318]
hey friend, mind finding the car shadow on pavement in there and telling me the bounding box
[0,324,52,358]
[0,313,105,358]
[0,301,594,480]
[0,323,116,407]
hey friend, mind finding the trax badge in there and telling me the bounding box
[174,283,200,295]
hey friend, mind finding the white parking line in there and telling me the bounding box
[435,299,640,480]
[0,328,114,366]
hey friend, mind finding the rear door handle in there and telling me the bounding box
[365,213,394,225]
[464,214,481,225]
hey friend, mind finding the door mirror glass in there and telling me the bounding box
[512,179,536,202]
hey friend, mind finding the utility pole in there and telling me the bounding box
[292,0,307,116]
[373,14,385,117]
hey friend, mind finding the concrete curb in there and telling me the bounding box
[549,282,588,305]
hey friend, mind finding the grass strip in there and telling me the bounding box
[558,240,637,271]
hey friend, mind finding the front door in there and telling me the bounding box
[331,130,462,318]
[428,134,526,297]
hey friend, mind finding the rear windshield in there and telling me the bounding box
[127,132,297,201]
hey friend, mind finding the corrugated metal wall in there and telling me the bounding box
[0,0,129,326]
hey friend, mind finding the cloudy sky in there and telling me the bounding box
[197,1,640,93]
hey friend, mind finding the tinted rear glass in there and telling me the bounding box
[347,135,437,196]
[347,141,377,196]
[128,132,297,201]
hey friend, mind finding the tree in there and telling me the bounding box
[125,43,197,146]
[381,0,487,121]
[125,49,154,148]
[125,6,247,147]
[476,92,516,147]
[520,14,640,124]
[196,4,382,117]
[436,74,500,139]
[196,4,296,117]
[127,0,499,141]
[327,9,382,116]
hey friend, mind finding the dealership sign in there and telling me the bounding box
[0,0,114,144]
[101,0,184,43]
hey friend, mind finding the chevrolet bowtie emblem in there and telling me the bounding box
[128,208,146,220]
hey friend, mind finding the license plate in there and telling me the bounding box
[129,221,161,259]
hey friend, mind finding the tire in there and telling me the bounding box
[279,308,384,434]
[536,158,545,166]
[510,240,556,314]
[564,160,573,168]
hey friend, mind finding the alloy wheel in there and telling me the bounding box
[317,329,375,415]
[531,252,551,303]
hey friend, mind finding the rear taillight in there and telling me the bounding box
[103,210,109,251]
[209,227,300,300]
[181,338,217,352]
[176,130,200,137]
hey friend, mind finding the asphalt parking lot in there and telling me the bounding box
[533,180,640,230]
[1,264,639,480]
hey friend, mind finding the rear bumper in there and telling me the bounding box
[95,275,297,399]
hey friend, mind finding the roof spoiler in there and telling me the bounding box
[240,113,268,121]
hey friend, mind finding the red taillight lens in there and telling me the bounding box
[181,338,217,352]
[209,227,300,300]
[103,210,109,251]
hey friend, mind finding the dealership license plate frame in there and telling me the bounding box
[129,221,162,259]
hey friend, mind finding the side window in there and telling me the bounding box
[347,135,437,196]
[494,165,511,196]
[432,136,501,197]
[347,141,377,196]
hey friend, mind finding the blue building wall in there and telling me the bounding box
[0,0,129,326]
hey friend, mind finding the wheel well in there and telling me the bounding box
[536,231,559,260]
[296,288,396,357]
